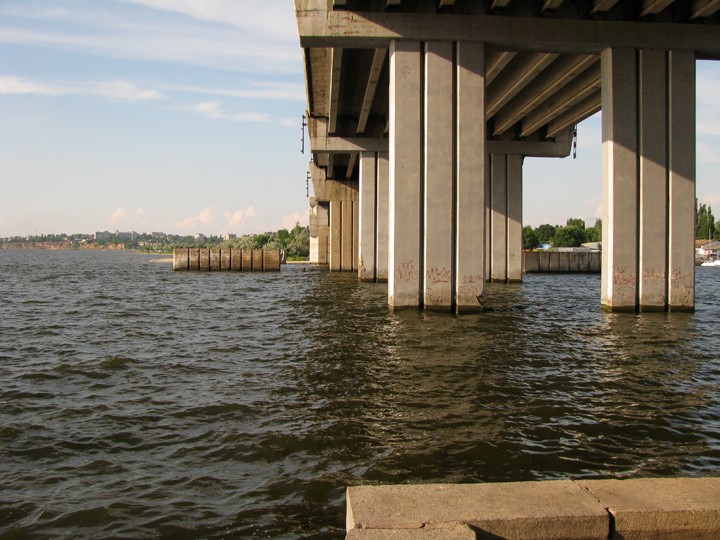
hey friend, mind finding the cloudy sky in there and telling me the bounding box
[0,0,718,237]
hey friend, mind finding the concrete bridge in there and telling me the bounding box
[295,0,720,313]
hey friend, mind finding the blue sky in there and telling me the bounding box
[0,0,718,237]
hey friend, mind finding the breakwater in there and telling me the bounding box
[172,247,281,271]
[524,250,600,273]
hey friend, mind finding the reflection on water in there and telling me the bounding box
[0,250,719,538]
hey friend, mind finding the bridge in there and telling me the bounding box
[295,0,720,312]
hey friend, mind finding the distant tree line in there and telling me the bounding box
[523,218,602,249]
[523,201,719,250]
[222,223,310,260]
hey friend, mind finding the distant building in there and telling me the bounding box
[195,233,206,242]
[223,233,236,241]
[697,239,720,259]
[95,231,112,241]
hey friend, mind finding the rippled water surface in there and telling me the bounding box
[1,250,719,538]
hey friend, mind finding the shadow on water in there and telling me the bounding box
[0,252,719,538]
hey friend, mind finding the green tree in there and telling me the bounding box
[696,202,715,239]
[535,224,557,245]
[585,218,602,243]
[566,218,585,229]
[553,225,586,247]
[522,226,539,249]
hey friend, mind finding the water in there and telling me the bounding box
[1,250,719,538]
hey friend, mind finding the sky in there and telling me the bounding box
[0,0,718,237]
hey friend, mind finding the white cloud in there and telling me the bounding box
[0,75,163,101]
[223,205,256,231]
[176,81,305,102]
[108,207,127,225]
[0,1,301,74]
[176,206,218,230]
[117,0,297,39]
[281,211,308,230]
[188,101,270,123]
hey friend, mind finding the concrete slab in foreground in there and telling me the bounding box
[579,478,720,540]
[346,478,720,540]
[347,481,608,539]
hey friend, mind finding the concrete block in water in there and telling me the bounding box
[221,249,231,271]
[209,249,221,271]
[263,249,281,271]
[173,248,189,271]
[252,249,263,272]
[199,248,210,271]
[188,249,200,270]
[242,249,253,271]
[231,249,242,271]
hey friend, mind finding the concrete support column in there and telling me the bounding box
[389,40,486,311]
[309,201,329,264]
[389,40,423,308]
[359,152,377,281]
[668,50,696,310]
[455,41,486,309]
[376,153,390,282]
[352,199,359,272]
[488,153,523,283]
[424,41,454,309]
[601,47,695,312]
[359,152,390,282]
[341,200,353,272]
[329,200,342,272]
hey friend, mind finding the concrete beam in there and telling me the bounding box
[520,62,600,137]
[542,0,565,11]
[545,90,601,137]
[309,117,388,153]
[691,0,720,19]
[329,47,342,134]
[487,53,558,118]
[640,0,675,17]
[492,54,597,136]
[591,0,621,14]
[312,131,570,157]
[296,10,720,55]
[486,51,515,86]
[357,48,387,135]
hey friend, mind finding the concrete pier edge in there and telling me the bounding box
[345,477,720,539]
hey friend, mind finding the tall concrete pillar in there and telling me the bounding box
[389,40,423,308]
[638,48,668,310]
[359,152,377,281]
[341,200,353,272]
[309,200,329,264]
[389,40,486,311]
[601,47,695,312]
[329,200,342,272]
[359,152,390,282]
[667,50,695,311]
[455,41,486,309]
[352,200,359,272]
[488,153,523,283]
[376,153,390,282]
[424,41,454,309]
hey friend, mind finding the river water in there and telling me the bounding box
[1,250,719,538]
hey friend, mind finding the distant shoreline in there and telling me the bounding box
[0,242,128,251]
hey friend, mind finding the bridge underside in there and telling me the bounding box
[297,0,720,312]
